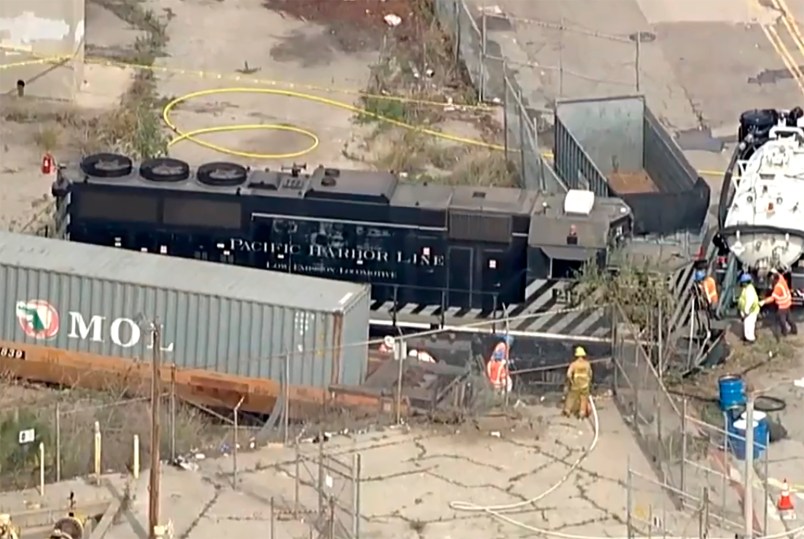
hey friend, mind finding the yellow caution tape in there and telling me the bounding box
[2,47,727,176]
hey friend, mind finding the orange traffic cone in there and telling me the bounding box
[778,479,795,513]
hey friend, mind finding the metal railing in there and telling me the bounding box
[611,304,773,535]
[434,0,641,104]
[434,0,568,193]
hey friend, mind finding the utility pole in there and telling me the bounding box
[744,396,755,539]
[149,323,162,539]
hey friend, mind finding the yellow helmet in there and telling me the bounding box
[574,346,587,358]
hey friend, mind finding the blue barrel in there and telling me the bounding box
[741,410,769,431]
[719,375,746,411]
[730,417,768,460]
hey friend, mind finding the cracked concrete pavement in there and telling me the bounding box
[98,399,737,539]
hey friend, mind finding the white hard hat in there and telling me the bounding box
[383,336,394,349]
[409,349,418,358]
[0,514,9,525]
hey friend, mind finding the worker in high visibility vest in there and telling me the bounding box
[379,336,395,355]
[486,335,513,394]
[693,269,719,313]
[762,268,797,338]
[738,273,761,343]
[562,346,592,419]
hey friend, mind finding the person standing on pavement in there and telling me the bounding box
[562,346,592,419]
[738,273,761,344]
[762,268,797,339]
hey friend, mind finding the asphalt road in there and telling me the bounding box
[472,0,804,185]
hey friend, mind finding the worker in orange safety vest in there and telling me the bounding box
[562,346,592,419]
[762,268,797,339]
[486,335,513,394]
[693,270,719,313]
[379,336,395,355]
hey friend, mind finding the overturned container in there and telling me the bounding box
[0,231,372,414]
[553,95,710,237]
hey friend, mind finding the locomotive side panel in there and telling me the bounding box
[242,215,449,306]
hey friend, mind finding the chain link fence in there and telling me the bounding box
[484,13,640,104]
[611,304,773,535]
[434,0,640,104]
[295,442,362,539]
[433,0,646,193]
[503,72,566,192]
[0,389,239,490]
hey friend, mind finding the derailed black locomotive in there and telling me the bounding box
[51,153,633,310]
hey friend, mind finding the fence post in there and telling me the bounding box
[626,459,632,539]
[395,346,405,424]
[763,430,770,535]
[133,434,140,480]
[93,421,102,484]
[283,353,290,445]
[170,364,176,462]
[632,342,639,425]
[722,410,728,518]
[233,396,244,490]
[352,453,361,538]
[294,443,300,518]
[479,8,487,103]
[559,16,564,96]
[39,442,45,496]
[518,97,527,187]
[655,392,662,445]
[502,69,509,158]
[318,435,325,514]
[453,0,461,66]
[270,497,275,539]
[680,399,687,496]
[634,35,641,92]
[54,402,61,483]
[328,497,336,539]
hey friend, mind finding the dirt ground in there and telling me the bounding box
[0,0,509,234]
[608,170,658,194]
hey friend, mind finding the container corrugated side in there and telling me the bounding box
[337,285,371,385]
[0,265,370,389]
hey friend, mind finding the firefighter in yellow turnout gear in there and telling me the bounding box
[562,347,593,418]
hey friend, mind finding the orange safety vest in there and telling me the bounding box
[769,276,793,310]
[486,359,509,390]
[701,276,719,305]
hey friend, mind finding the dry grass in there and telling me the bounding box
[0,374,239,491]
[572,259,676,333]
[370,128,514,186]
[1,1,168,161]
[357,0,478,127]
[350,0,510,186]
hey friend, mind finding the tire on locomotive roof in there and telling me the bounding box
[80,153,133,178]
[196,161,248,187]
[140,157,191,182]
